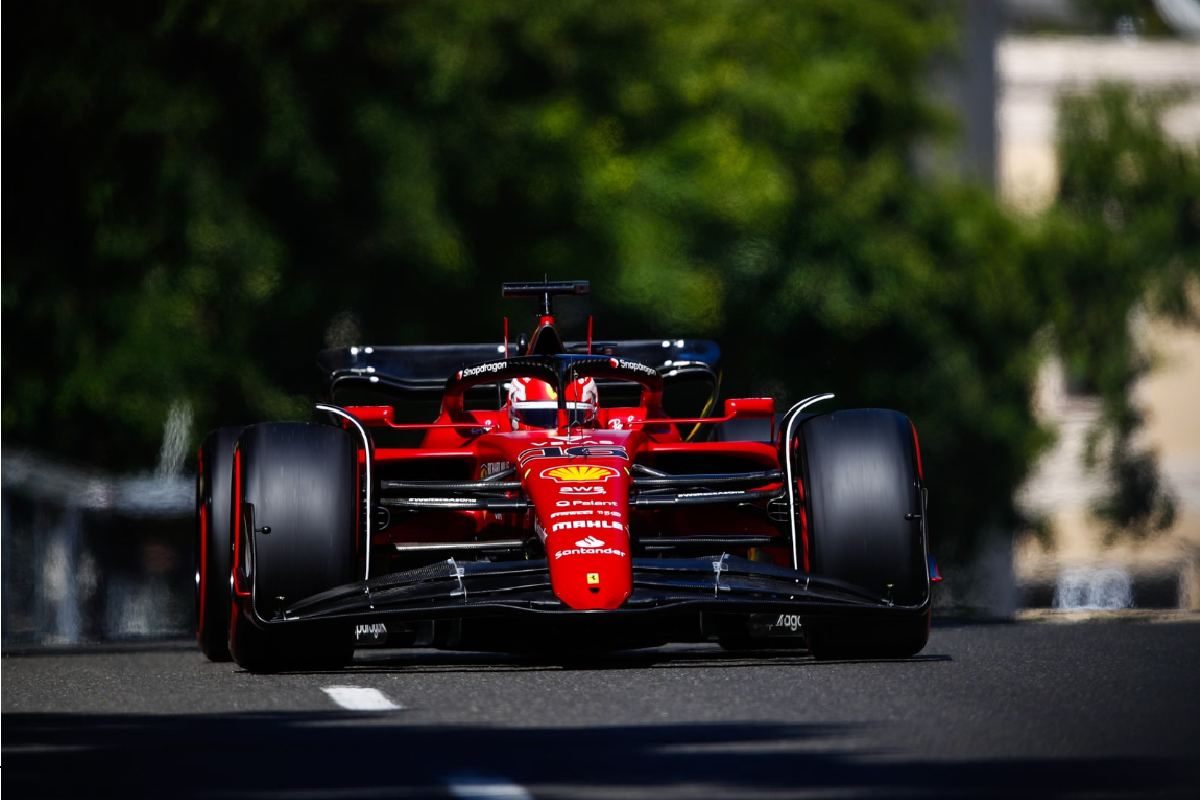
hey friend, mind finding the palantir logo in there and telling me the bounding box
[576,535,605,547]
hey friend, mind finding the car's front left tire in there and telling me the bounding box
[793,409,931,660]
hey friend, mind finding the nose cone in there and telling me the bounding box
[524,461,633,610]
[497,431,639,611]
[546,518,632,609]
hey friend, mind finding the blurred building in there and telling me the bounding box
[996,23,1200,611]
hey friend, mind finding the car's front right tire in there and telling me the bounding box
[195,426,242,662]
[228,422,359,673]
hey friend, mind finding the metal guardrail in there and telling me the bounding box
[2,450,193,516]
[2,451,194,648]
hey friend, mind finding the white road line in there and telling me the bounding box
[445,773,534,800]
[321,685,402,711]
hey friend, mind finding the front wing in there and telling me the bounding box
[247,554,930,628]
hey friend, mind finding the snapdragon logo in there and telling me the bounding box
[457,361,510,379]
[610,358,658,377]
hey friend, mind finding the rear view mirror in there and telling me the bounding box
[344,406,394,424]
[724,398,775,418]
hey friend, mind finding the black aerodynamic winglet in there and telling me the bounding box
[317,340,719,401]
[502,279,589,317]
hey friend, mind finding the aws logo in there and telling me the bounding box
[541,465,619,483]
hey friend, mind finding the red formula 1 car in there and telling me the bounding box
[195,281,936,672]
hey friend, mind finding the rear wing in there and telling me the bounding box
[316,339,720,402]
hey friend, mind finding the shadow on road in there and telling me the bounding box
[341,643,953,676]
[5,710,1196,799]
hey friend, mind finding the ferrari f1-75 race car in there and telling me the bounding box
[195,281,938,672]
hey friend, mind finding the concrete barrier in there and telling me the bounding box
[1016,555,1200,611]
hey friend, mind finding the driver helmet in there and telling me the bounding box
[507,377,599,430]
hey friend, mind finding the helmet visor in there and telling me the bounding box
[511,401,596,429]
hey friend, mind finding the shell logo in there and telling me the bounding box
[541,465,619,483]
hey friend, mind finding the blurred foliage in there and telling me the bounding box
[1022,1,1178,37]
[1074,1,1176,37]
[1034,84,1200,539]
[4,1,1197,558]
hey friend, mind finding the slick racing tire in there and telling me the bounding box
[195,426,242,662]
[796,409,930,660]
[229,423,358,673]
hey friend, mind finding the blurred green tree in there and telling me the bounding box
[5,1,1196,559]
[1031,84,1200,540]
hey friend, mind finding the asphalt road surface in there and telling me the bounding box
[4,618,1200,799]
